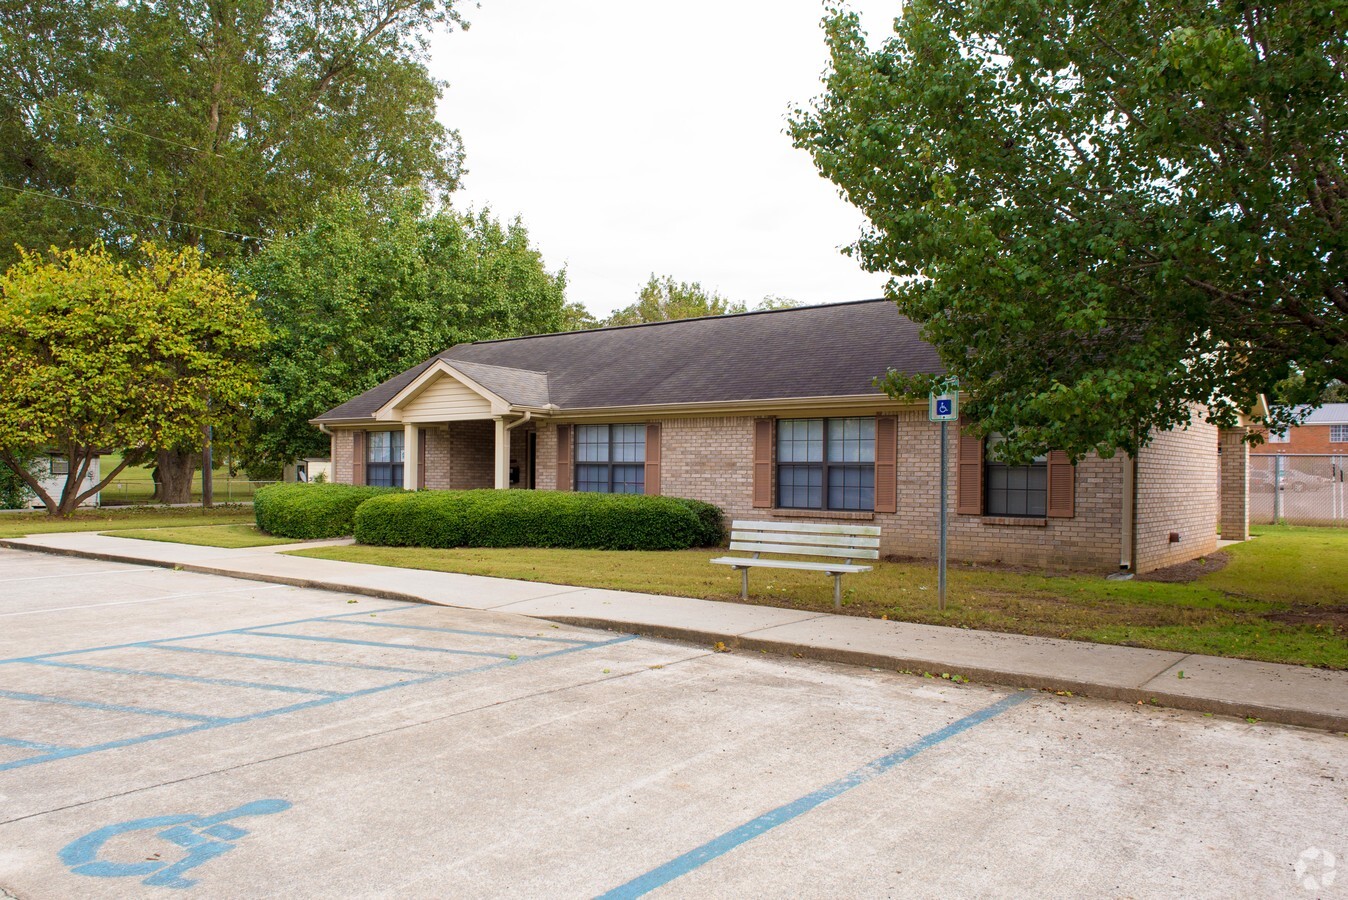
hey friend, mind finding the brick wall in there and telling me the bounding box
[336,411,1217,574]
[1218,427,1249,541]
[330,424,493,490]
[1250,423,1348,455]
[537,412,1128,571]
[332,430,354,484]
[1135,417,1219,571]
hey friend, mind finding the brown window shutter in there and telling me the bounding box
[874,414,898,513]
[351,431,366,486]
[417,428,427,490]
[955,418,983,515]
[752,418,774,508]
[555,424,572,491]
[1046,451,1075,518]
[644,423,662,495]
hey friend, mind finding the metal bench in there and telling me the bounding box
[710,520,881,609]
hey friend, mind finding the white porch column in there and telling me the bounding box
[403,423,419,491]
[493,417,509,489]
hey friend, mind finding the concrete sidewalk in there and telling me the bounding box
[3,531,1346,732]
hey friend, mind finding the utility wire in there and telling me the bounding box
[0,183,268,242]
[0,89,229,159]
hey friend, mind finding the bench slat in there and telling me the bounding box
[730,519,881,537]
[729,530,881,550]
[710,557,872,574]
[728,541,881,560]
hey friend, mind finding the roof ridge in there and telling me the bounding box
[460,297,893,347]
[442,358,549,376]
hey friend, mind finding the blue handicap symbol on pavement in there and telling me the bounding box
[59,798,291,889]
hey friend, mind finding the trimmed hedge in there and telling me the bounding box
[254,482,399,540]
[352,489,723,551]
[668,497,725,547]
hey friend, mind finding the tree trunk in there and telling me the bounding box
[156,450,197,505]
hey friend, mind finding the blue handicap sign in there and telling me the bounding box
[60,799,291,889]
[936,398,952,417]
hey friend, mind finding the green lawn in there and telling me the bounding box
[98,453,274,505]
[112,524,295,549]
[0,506,256,539]
[288,525,1348,669]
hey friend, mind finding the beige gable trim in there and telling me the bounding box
[375,360,512,422]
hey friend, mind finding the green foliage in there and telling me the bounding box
[352,490,709,551]
[791,0,1348,463]
[0,449,37,509]
[0,243,267,513]
[606,274,746,326]
[0,0,464,269]
[253,482,398,540]
[238,191,569,470]
[666,497,726,547]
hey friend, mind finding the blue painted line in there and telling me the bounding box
[595,691,1033,900]
[330,618,592,645]
[29,660,343,698]
[0,735,69,752]
[147,644,441,676]
[241,631,520,660]
[0,633,636,773]
[0,688,226,723]
[0,606,416,666]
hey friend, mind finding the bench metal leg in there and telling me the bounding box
[833,573,842,610]
[740,567,749,601]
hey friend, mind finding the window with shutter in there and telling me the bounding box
[955,420,983,515]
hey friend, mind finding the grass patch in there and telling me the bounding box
[111,524,295,549]
[98,453,274,506]
[289,524,1348,669]
[0,506,256,539]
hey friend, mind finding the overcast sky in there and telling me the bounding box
[429,0,897,319]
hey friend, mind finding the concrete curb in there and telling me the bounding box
[546,617,1348,733]
[6,538,1346,734]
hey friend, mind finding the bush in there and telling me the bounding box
[353,490,720,551]
[254,482,398,539]
[667,497,725,546]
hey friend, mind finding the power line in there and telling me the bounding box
[0,183,267,242]
[0,89,229,159]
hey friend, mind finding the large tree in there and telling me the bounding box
[791,1,1347,462]
[0,0,463,268]
[606,274,746,326]
[239,191,569,473]
[0,244,267,515]
[0,0,465,482]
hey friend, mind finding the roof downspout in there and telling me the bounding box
[1119,450,1137,572]
[504,411,533,432]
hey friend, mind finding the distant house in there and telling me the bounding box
[21,453,102,508]
[313,300,1239,573]
[1252,404,1348,455]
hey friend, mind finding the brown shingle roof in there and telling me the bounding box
[314,299,943,421]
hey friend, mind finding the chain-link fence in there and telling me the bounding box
[101,478,278,506]
[1248,455,1348,525]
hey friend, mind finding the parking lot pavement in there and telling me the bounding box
[0,548,1344,899]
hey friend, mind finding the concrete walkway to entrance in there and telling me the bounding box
[3,531,1346,733]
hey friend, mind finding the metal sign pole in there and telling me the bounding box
[939,419,948,611]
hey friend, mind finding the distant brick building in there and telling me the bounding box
[315,300,1229,574]
[1250,404,1348,455]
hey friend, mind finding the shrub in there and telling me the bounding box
[353,489,716,551]
[254,482,398,539]
[667,497,725,546]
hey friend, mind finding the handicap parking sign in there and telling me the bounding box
[929,392,958,422]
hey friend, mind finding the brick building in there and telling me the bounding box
[1250,404,1348,455]
[314,300,1228,573]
